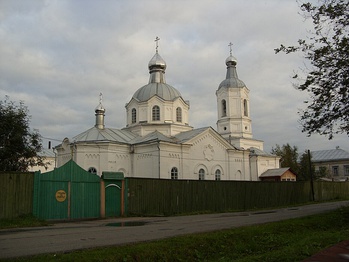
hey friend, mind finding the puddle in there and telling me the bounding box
[251,211,277,215]
[105,221,148,227]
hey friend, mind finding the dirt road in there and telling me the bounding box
[1,200,348,259]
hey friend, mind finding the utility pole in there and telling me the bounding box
[308,149,315,201]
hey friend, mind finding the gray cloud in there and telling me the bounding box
[0,0,347,153]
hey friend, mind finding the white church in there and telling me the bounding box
[55,41,280,181]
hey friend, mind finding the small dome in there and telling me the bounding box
[218,55,246,89]
[95,102,105,112]
[148,52,166,70]
[225,55,238,65]
[133,83,181,102]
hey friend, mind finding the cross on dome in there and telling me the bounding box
[155,36,160,53]
[228,42,233,56]
[99,92,103,104]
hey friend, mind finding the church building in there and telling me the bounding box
[55,40,280,181]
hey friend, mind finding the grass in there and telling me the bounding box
[2,206,349,262]
[0,214,48,229]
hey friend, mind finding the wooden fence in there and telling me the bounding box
[0,172,34,219]
[1,172,349,219]
[126,178,349,216]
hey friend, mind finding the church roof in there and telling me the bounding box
[218,54,247,90]
[130,130,174,144]
[132,83,182,102]
[72,126,138,144]
[249,147,276,157]
[311,148,349,162]
[174,127,209,143]
[131,50,185,103]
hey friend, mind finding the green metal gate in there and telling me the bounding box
[102,172,125,217]
[33,160,100,220]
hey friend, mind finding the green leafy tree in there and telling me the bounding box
[271,143,300,174]
[275,0,349,139]
[298,150,316,181]
[0,96,46,171]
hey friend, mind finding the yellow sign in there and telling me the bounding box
[55,190,67,202]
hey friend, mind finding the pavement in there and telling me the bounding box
[0,200,349,260]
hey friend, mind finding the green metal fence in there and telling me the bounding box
[0,172,34,219]
[33,160,100,220]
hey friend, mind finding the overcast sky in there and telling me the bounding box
[1,0,348,153]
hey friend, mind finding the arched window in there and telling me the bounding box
[243,99,248,117]
[152,105,160,121]
[199,168,205,180]
[131,108,137,123]
[222,99,227,117]
[176,107,182,122]
[171,167,178,180]
[215,169,221,181]
[88,167,97,174]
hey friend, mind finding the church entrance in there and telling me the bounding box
[101,172,125,217]
[105,184,121,217]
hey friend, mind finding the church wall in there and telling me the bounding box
[226,149,251,181]
[249,155,280,181]
[159,143,184,179]
[71,143,131,177]
[132,143,160,178]
[257,155,280,178]
[184,133,249,180]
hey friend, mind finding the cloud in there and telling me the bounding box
[0,0,347,152]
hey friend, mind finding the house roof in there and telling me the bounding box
[311,148,349,162]
[37,148,55,158]
[260,167,292,178]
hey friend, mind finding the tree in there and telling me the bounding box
[298,150,316,181]
[271,143,300,174]
[275,0,349,139]
[0,96,46,171]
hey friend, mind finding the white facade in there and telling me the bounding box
[55,47,280,181]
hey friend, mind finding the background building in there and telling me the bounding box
[312,147,349,181]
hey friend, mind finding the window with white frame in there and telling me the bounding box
[171,167,178,180]
[215,169,221,181]
[222,99,227,117]
[344,165,349,176]
[199,168,205,180]
[152,105,160,121]
[243,99,248,116]
[88,167,97,174]
[176,107,182,122]
[131,108,137,123]
[332,166,339,176]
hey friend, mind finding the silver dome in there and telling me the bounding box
[148,52,166,70]
[131,51,183,102]
[225,55,238,65]
[218,55,246,89]
[132,83,182,102]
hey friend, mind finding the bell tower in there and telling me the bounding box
[216,44,252,140]
[216,44,263,150]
